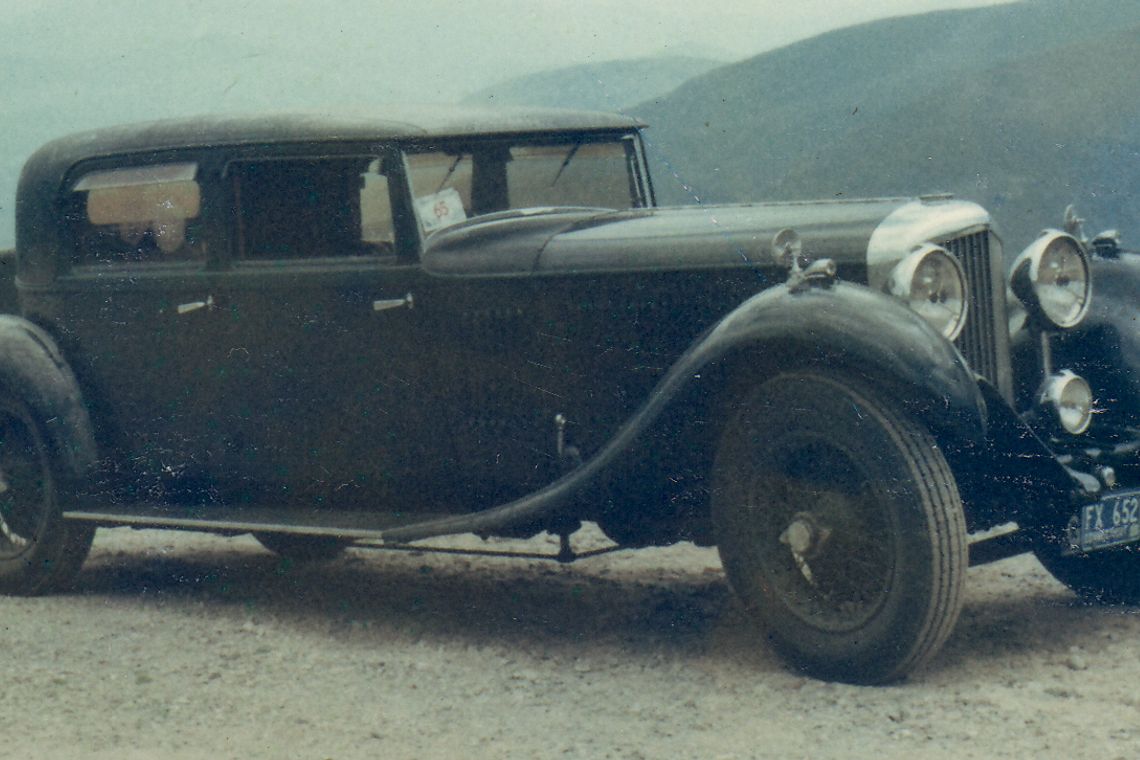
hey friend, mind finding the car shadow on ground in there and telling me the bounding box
[76,536,743,662]
[74,536,1140,682]
[924,561,1140,680]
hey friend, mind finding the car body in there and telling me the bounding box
[2,107,1136,683]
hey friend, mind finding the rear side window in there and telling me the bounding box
[70,163,204,265]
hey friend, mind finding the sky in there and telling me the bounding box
[5,0,1016,106]
[1,0,1015,247]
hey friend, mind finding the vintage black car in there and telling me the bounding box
[1,108,1135,683]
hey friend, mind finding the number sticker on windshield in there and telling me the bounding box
[415,188,467,233]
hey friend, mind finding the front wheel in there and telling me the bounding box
[0,398,94,595]
[1034,540,1140,604]
[711,372,967,684]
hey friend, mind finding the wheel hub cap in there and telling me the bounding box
[779,512,831,559]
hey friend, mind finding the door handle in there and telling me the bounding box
[177,295,215,315]
[372,292,414,312]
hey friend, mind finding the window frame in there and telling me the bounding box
[64,158,209,272]
[222,146,417,267]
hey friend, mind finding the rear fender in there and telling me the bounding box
[0,316,97,481]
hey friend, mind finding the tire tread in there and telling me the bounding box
[712,371,968,683]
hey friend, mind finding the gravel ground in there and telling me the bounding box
[2,524,1138,760]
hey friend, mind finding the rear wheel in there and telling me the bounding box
[711,372,967,684]
[0,399,94,595]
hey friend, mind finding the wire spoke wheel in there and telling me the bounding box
[0,398,94,594]
[0,408,55,559]
[712,372,967,684]
[747,438,896,632]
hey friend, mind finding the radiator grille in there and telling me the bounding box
[943,231,1010,398]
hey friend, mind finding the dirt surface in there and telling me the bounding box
[2,525,1138,760]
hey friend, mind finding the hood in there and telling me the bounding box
[420,197,989,278]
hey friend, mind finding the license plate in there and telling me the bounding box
[1077,490,1140,552]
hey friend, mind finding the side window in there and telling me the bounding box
[406,138,643,235]
[507,142,636,209]
[71,162,203,265]
[231,157,396,260]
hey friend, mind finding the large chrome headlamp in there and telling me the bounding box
[886,244,967,340]
[1010,231,1091,330]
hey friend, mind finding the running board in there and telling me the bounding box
[968,528,1033,565]
[62,505,456,542]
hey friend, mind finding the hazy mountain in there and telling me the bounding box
[6,1,1138,256]
[633,0,1140,251]
[770,23,1140,252]
[462,55,725,111]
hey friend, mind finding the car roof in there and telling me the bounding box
[29,106,646,168]
[16,106,646,262]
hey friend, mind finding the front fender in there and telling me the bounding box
[694,280,988,445]
[1049,254,1140,430]
[381,279,988,544]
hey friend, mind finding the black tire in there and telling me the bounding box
[0,398,95,595]
[253,533,349,562]
[711,372,967,684]
[1034,541,1140,605]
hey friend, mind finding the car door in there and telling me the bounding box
[50,159,227,502]
[205,151,460,512]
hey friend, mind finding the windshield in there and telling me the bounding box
[406,135,646,233]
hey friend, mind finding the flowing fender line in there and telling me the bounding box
[380,280,986,544]
[379,326,700,544]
